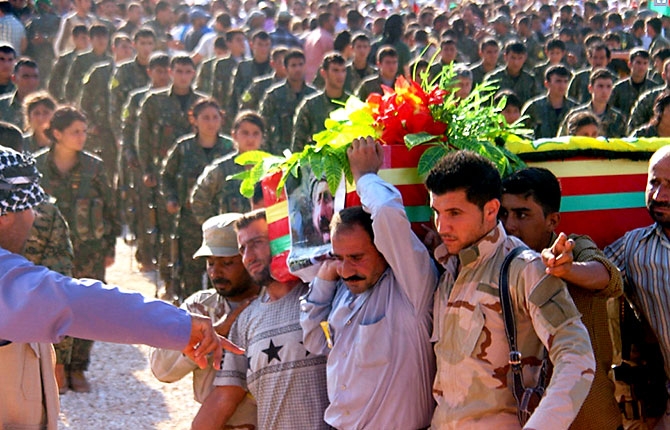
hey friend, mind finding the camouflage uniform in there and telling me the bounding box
[160,134,233,297]
[627,84,668,134]
[259,80,317,155]
[211,56,239,116]
[54,13,106,54]
[631,123,659,137]
[137,86,205,286]
[469,61,496,87]
[568,68,593,105]
[79,61,117,182]
[431,223,596,428]
[34,148,119,374]
[554,233,623,429]
[610,77,658,120]
[22,199,75,366]
[64,50,112,103]
[291,91,351,152]
[312,62,376,93]
[227,59,272,126]
[239,73,281,111]
[109,58,150,135]
[355,74,394,101]
[22,132,49,154]
[521,95,579,139]
[0,91,25,130]
[484,66,538,105]
[24,10,60,87]
[532,61,572,93]
[195,57,216,95]
[559,102,627,138]
[121,86,151,265]
[48,50,79,103]
[0,81,15,97]
[189,151,251,225]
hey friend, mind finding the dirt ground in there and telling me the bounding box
[58,239,200,429]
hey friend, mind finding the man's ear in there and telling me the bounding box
[547,211,561,231]
[484,198,501,222]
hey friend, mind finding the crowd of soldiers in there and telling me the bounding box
[0,0,667,413]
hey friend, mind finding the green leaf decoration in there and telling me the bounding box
[405,132,442,149]
[322,150,345,195]
[418,145,448,176]
[234,150,274,165]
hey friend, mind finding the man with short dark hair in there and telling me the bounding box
[260,49,316,155]
[532,38,568,93]
[63,23,111,103]
[427,150,595,428]
[647,17,670,56]
[210,29,246,112]
[292,52,349,152]
[560,68,625,137]
[469,38,499,87]
[0,43,16,96]
[0,58,39,128]
[484,41,537,105]
[48,24,88,102]
[301,137,437,429]
[240,46,288,111]
[628,58,670,133]
[610,48,657,118]
[500,167,623,429]
[428,37,458,82]
[355,45,398,101]
[521,65,578,138]
[568,43,612,104]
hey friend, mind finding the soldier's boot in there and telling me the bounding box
[68,370,91,393]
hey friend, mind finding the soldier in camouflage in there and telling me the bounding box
[34,106,119,393]
[610,49,657,120]
[22,92,56,155]
[259,49,316,155]
[160,98,234,298]
[63,24,111,104]
[627,58,670,134]
[426,151,595,428]
[137,55,205,297]
[120,53,170,271]
[210,29,246,128]
[568,43,612,105]
[292,52,350,152]
[48,24,89,103]
[195,35,228,96]
[190,111,265,225]
[355,46,398,102]
[239,46,288,112]
[0,58,40,130]
[483,41,538,106]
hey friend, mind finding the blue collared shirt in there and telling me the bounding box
[300,173,438,429]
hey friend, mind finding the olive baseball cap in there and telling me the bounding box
[193,213,243,259]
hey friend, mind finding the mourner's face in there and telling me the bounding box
[286,57,305,83]
[647,152,670,232]
[238,219,273,285]
[28,104,54,133]
[500,194,556,252]
[331,224,388,295]
[54,120,87,152]
[232,121,263,153]
[194,106,222,138]
[431,189,500,255]
[207,255,254,298]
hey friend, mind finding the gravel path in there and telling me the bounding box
[58,239,200,429]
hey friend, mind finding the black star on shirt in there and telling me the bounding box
[299,341,311,356]
[262,339,283,363]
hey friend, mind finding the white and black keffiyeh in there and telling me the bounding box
[0,148,45,216]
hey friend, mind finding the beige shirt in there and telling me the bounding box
[431,223,595,429]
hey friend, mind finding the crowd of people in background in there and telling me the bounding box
[0,0,669,428]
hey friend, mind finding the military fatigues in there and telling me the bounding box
[0,81,15,97]
[49,50,79,103]
[160,134,233,297]
[556,233,623,429]
[64,50,112,103]
[227,59,272,126]
[627,85,668,134]
[559,102,627,138]
[521,95,579,139]
[431,224,595,428]
[195,57,216,95]
[532,61,572,94]
[568,68,593,105]
[0,91,25,130]
[610,77,658,120]
[22,200,75,366]
[631,124,660,137]
[35,149,119,374]
[312,62,377,93]
[79,61,117,182]
[259,80,317,155]
[24,11,60,87]
[484,66,538,105]
[137,86,205,287]
[189,151,251,225]
[355,75,394,102]
[211,56,240,118]
[291,91,351,152]
[109,58,150,135]
[22,132,49,154]
[469,61,497,87]
[121,86,152,266]
[239,73,281,111]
